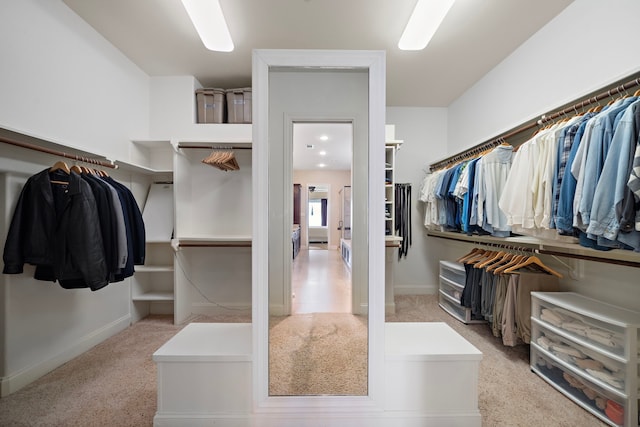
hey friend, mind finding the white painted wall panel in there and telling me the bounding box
[448,0,640,154]
[386,107,448,295]
[0,0,149,161]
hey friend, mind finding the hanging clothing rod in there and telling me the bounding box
[178,243,252,248]
[178,144,252,150]
[428,231,640,269]
[0,135,117,169]
[429,74,640,171]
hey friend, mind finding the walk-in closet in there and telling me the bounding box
[2,1,640,426]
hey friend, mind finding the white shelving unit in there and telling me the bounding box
[438,260,486,324]
[530,292,640,427]
[127,141,175,323]
[131,241,175,322]
[384,125,402,238]
[172,128,253,324]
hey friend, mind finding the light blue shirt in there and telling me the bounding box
[578,97,637,226]
[587,99,640,249]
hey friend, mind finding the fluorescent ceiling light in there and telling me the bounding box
[181,0,234,52]
[398,0,455,51]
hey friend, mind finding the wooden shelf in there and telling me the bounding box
[427,229,640,268]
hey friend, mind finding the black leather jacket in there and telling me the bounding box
[3,168,109,291]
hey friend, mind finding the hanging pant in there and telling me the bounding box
[515,271,560,344]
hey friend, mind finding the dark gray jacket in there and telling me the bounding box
[3,168,109,291]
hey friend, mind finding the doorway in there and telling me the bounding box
[292,122,352,315]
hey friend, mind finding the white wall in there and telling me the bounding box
[448,0,640,154]
[0,0,149,161]
[386,107,448,294]
[443,0,640,311]
[0,0,150,395]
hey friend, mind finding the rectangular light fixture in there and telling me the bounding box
[398,0,455,51]
[181,0,234,52]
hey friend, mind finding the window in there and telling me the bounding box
[308,198,327,227]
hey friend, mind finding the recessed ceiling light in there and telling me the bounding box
[318,163,326,168]
[398,0,455,51]
[319,151,327,156]
[181,0,234,52]
[319,135,329,141]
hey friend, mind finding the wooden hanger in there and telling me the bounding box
[456,248,482,263]
[475,250,507,269]
[467,250,497,266]
[503,255,562,278]
[462,249,492,265]
[202,148,240,171]
[485,252,515,273]
[50,161,70,174]
[480,250,513,271]
[70,165,83,174]
[493,254,526,275]
[49,161,70,185]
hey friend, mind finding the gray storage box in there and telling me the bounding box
[226,87,252,123]
[196,88,226,123]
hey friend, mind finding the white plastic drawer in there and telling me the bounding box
[438,292,484,325]
[439,261,465,286]
[531,347,627,427]
[439,276,463,302]
[533,297,626,360]
[532,322,626,396]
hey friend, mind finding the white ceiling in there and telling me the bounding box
[61,0,574,170]
[293,123,352,171]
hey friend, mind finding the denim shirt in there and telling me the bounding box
[461,158,480,234]
[587,99,640,247]
[555,113,595,234]
[578,97,637,226]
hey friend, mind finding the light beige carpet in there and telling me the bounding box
[269,313,368,396]
[0,296,607,426]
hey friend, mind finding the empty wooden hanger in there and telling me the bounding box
[202,148,240,171]
[503,255,563,278]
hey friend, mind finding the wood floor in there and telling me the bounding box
[292,247,351,314]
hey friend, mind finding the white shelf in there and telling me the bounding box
[172,236,252,249]
[135,265,174,273]
[132,292,174,302]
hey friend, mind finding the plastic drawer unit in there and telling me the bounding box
[531,292,640,427]
[438,260,485,324]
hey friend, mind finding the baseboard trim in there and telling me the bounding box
[154,411,481,427]
[192,302,253,317]
[0,314,131,397]
[394,284,438,296]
